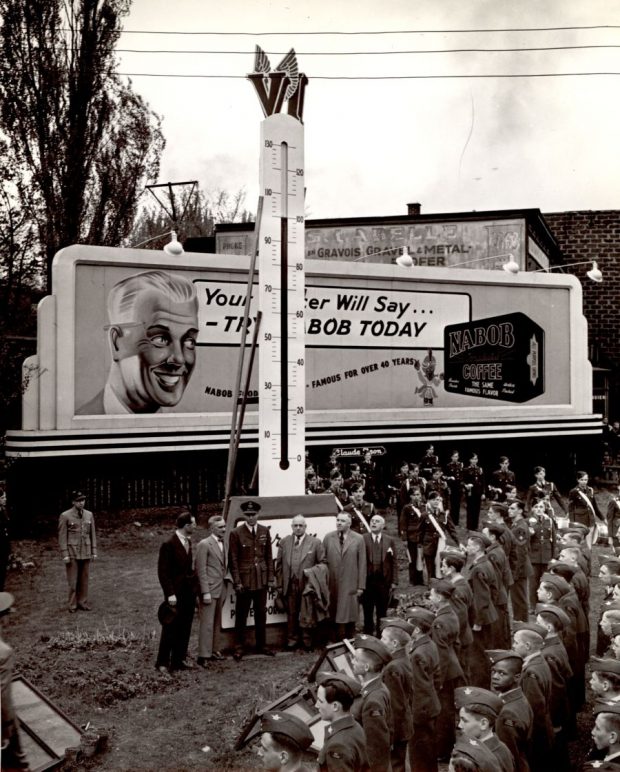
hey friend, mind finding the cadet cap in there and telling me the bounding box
[260,712,314,751]
[540,572,571,595]
[600,556,620,573]
[535,603,571,629]
[468,531,491,548]
[549,560,577,578]
[406,606,435,631]
[72,491,86,501]
[481,520,506,537]
[486,649,523,666]
[316,671,362,697]
[430,578,455,597]
[380,617,414,635]
[513,621,548,639]
[454,686,503,716]
[353,634,392,666]
[593,701,620,717]
[450,738,499,772]
[591,657,620,677]
[439,548,467,568]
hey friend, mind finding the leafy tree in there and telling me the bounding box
[0,0,165,292]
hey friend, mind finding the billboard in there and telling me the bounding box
[7,245,597,458]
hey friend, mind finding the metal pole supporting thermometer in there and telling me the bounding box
[257,112,306,495]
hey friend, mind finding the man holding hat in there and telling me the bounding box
[256,712,314,772]
[58,490,97,613]
[229,500,276,660]
[512,622,554,770]
[407,606,441,772]
[488,649,533,772]
[0,592,29,770]
[455,685,515,772]
[315,672,369,771]
[155,511,198,673]
[351,634,393,772]
[380,618,414,772]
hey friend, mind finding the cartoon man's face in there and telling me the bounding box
[110,288,198,411]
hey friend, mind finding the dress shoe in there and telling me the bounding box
[77,603,91,611]
[256,647,276,657]
[156,665,170,675]
[211,651,225,661]
[68,607,77,613]
[233,648,244,661]
[196,657,209,669]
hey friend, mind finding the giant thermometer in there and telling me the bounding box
[257,113,306,495]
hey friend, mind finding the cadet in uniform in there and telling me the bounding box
[489,456,516,502]
[455,685,515,772]
[445,449,464,525]
[463,532,498,686]
[527,500,557,611]
[399,485,426,586]
[512,622,554,771]
[483,519,514,649]
[406,607,441,772]
[351,635,393,772]
[488,649,534,772]
[440,548,474,681]
[587,702,620,770]
[507,500,533,623]
[344,483,374,534]
[429,577,465,758]
[449,737,500,772]
[380,618,414,772]
[607,483,620,555]
[257,712,314,772]
[463,452,486,531]
[524,466,566,515]
[315,672,369,772]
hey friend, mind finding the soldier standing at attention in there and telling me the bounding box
[58,490,97,613]
[507,500,533,623]
[445,449,464,525]
[380,618,415,772]
[527,500,557,612]
[256,712,314,772]
[315,673,369,772]
[351,635,393,772]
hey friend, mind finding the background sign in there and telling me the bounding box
[443,312,545,403]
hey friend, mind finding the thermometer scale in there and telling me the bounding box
[257,113,305,495]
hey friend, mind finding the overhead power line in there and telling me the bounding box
[111,25,620,35]
[119,71,620,79]
[114,44,620,55]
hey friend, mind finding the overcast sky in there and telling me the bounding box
[117,0,620,221]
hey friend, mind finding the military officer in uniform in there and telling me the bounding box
[315,672,369,772]
[344,483,374,534]
[524,466,566,515]
[445,449,464,525]
[607,483,620,555]
[351,635,393,772]
[229,500,276,660]
[58,490,97,613]
[488,649,534,772]
[257,712,314,771]
[489,456,516,502]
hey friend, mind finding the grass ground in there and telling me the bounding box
[2,493,613,770]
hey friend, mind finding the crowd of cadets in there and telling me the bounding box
[283,447,620,771]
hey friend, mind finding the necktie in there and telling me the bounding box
[339,532,344,548]
[295,536,301,546]
[251,526,256,538]
[375,536,380,545]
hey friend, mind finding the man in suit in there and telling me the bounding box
[229,500,276,661]
[155,511,198,674]
[195,515,228,666]
[276,514,326,650]
[323,511,366,640]
[361,514,397,637]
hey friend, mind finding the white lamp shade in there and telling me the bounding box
[163,231,184,256]
[586,261,603,283]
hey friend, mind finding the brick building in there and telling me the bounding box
[544,210,620,421]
